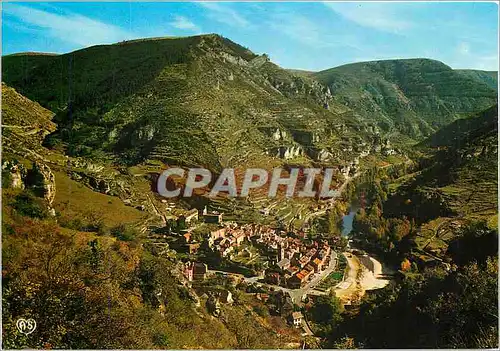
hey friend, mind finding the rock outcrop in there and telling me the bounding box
[2,160,27,189]
[34,161,56,206]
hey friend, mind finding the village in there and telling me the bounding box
[160,205,342,290]
[144,202,371,335]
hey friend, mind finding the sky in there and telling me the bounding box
[2,1,499,71]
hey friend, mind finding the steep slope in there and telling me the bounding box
[420,104,497,149]
[1,82,57,150]
[3,34,376,172]
[350,105,497,271]
[455,69,498,91]
[1,82,55,128]
[388,104,498,221]
[314,59,497,140]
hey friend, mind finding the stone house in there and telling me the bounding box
[203,206,223,224]
[208,227,227,247]
[277,258,291,271]
[185,208,199,223]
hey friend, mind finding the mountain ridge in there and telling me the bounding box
[2,35,376,172]
[313,58,497,140]
[2,35,497,172]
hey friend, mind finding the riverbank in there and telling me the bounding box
[333,251,392,305]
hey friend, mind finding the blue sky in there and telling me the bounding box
[2,1,499,71]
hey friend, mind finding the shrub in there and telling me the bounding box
[111,223,138,241]
[12,191,48,219]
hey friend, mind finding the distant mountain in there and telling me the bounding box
[2,36,497,173]
[313,59,497,140]
[455,69,498,90]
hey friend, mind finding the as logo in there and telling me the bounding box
[16,318,36,335]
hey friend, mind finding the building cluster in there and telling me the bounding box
[264,236,331,289]
[208,223,257,258]
[174,206,224,226]
[181,217,334,292]
[204,222,333,289]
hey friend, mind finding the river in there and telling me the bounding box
[341,207,358,237]
[336,206,393,300]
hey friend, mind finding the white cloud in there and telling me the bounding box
[3,4,135,47]
[324,2,414,34]
[198,2,249,28]
[457,41,470,55]
[268,11,362,51]
[170,15,201,32]
[270,13,321,46]
[454,42,498,70]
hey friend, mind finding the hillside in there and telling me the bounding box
[389,103,498,221]
[420,104,497,149]
[1,81,301,350]
[455,69,498,90]
[1,83,56,146]
[313,59,497,140]
[370,105,498,262]
[2,35,376,173]
[342,104,498,348]
[4,38,496,172]
[417,104,498,223]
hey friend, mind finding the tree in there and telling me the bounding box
[400,258,411,271]
[309,293,344,335]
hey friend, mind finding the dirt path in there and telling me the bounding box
[147,194,167,226]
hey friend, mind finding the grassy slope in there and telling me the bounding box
[1,83,57,150]
[1,82,55,128]
[52,170,146,227]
